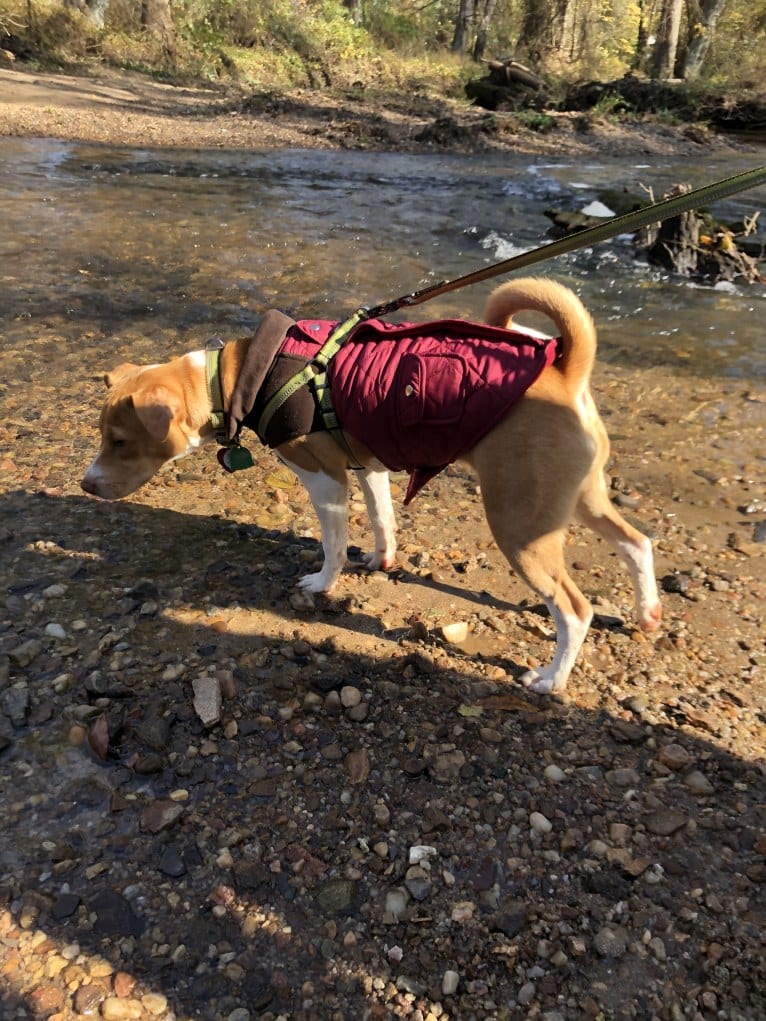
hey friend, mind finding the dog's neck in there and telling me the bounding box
[185,338,252,444]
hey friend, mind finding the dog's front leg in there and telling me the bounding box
[287,464,350,593]
[355,467,397,572]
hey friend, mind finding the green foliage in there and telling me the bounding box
[175,0,374,83]
[591,90,629,119]
[1,0,763,92]
[517,110,555,132]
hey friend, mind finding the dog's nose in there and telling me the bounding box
[81,477,97,495]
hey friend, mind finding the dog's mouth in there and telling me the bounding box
[80,465,154,501]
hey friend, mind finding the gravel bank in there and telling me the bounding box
[1,361,764,1020]
[0,64,751,158]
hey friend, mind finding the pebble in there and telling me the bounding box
[140,799,184,834]
[192,675,222,727]
[2,681,30,726]
[683,769,715,794]
[384,889,408,919]
[44,621,67,638]
[530,811,553,834]
[340,684,362,708]
[658,743,692,770]
[8,638,42,667]
[440,621,469,643]
[409,845,438,865]
[594,926,629,958]
[441,970,459,995]
[404,865,432,901]
[227,1010,251,1021]
[101,997,142,1020]
[518,981,536,1005]
[344,747,371,785]
[543,763,565,781]
[645,808,687,835]
[73,984,106,1014]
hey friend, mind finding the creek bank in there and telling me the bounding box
[0,63,759,159]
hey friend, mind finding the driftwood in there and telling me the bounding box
[639,185,762,283]
[545,183,764,284]
[465,58,546,111]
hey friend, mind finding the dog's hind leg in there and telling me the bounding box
[502,534,594,693]
[355,468,397,572]
[286,464,350,593]
[576,473,662,632]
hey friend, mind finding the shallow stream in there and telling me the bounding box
[1,138,764,384]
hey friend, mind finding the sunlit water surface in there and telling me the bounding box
[1,138,764,381]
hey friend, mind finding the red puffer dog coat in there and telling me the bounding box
[230,311,561,503]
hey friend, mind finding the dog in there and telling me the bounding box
[81,277,662,693]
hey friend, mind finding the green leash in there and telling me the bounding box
[251,164,766,447]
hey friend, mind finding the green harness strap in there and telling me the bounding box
[256,306,370,456]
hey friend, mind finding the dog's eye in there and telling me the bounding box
[111,438,126,449]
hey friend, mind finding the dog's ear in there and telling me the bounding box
[104,363,140,388]
[132,386,182,441]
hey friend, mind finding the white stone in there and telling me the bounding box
[530,812,553,834]
[192,675,222,727]
[442,970,459,995]
[408,845,438,865]
[440,621,469,643]
[384,889,408,919]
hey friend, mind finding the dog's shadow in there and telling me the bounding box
[3,490,764,1021]
[1,488,634,684]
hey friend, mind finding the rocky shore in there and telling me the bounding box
[1,62,765,1021]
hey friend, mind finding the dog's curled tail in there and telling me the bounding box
[483,276,596,398]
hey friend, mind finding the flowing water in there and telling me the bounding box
[1,137,765,386]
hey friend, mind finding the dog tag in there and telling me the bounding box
[217,445,255,473]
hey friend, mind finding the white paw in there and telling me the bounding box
[298,571,337,594]
[520,666,568,695]
[362,550,394,572]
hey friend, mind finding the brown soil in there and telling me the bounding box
[0,63,748,157]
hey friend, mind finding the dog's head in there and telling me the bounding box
[81,362,196,500]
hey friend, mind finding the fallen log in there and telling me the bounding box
[544,183,763,284]
[465,57,547,111]
[638,184,762,283]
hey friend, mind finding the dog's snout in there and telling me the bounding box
[81,476,98,496]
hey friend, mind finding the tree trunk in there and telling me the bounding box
[679,0,728,79]
[472,0,498,62]
[452,0,476,54]
[63,0,109,30]
[518,0,569,60]
[343,0,364,27]
[650,0,683,78]
[141,0,173,42]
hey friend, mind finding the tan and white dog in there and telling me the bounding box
[82,277,662,693]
